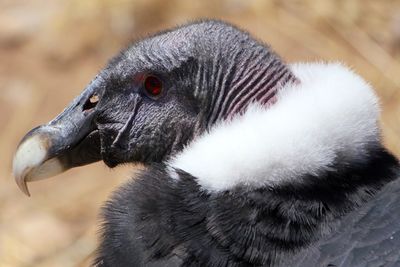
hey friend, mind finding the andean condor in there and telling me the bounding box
[13,20,400,267]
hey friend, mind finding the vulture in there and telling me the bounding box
[12,20,400,267]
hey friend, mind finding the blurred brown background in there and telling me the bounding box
[1,0,400,266]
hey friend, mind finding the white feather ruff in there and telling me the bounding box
[170,62,380,192]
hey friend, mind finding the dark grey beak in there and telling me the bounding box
[13,78,103,196]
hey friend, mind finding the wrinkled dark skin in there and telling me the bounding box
[92,44,202,167]
[94,70,200,166]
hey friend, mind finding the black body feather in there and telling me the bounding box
[96,145,400,266]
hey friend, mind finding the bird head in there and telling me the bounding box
[13,20,295,196]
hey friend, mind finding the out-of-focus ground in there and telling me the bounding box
[1,0,399,266]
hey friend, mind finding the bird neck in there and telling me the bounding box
[196,44,297,129]
[172,63,385,192]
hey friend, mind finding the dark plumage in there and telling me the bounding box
[98,146,400,267]
[13,20,400,267]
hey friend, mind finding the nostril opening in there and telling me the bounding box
[83,94,99,112]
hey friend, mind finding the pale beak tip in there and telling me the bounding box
[12,134,48,196]
[13,132,68,196]
[13,161,33,197]
[16,176,31,197]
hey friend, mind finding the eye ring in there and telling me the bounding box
[143,75,163,98]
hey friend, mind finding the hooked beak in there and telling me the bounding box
[13,78,103,196]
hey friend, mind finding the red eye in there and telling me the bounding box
[144,75,162,97]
